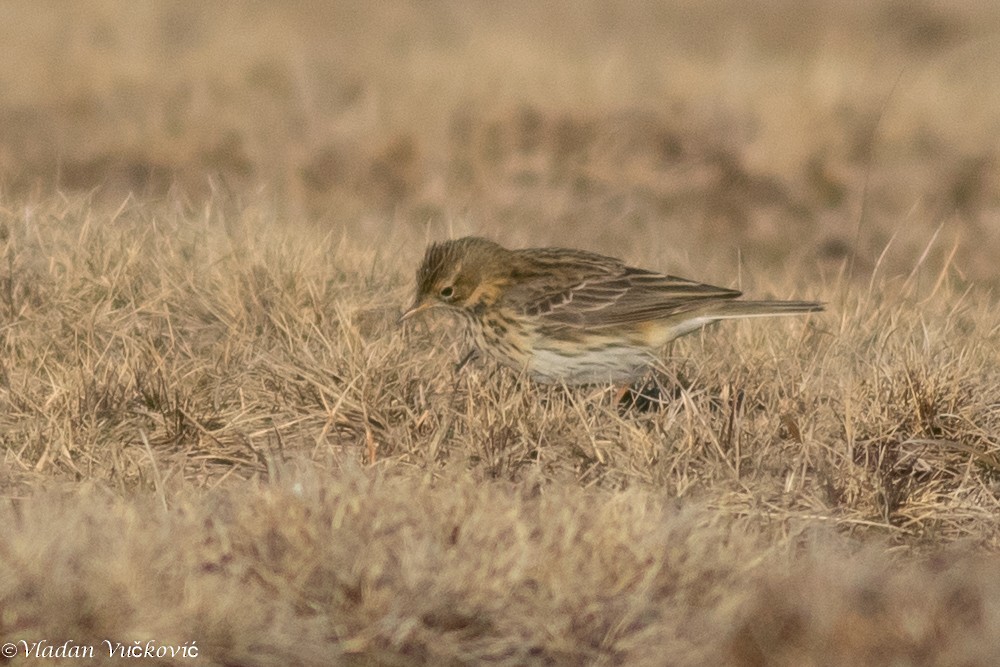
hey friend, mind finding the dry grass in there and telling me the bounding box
[3,1,1000,665]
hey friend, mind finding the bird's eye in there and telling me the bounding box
[439,286,454,299]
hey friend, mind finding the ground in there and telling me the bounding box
[2,1,1000,665]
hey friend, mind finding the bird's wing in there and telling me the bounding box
[508,264,742,329]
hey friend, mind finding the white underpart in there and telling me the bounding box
[658,316,715,342]
[654,311,808,346]
[528,346,654,384]
[526,312,804,384]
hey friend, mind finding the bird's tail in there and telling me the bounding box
[706,300,824,319]
[655,299,824,342]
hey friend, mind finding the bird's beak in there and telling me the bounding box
[399,300,432,323]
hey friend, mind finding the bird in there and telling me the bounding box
[401,236,822,385]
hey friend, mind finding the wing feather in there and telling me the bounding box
[505,258,741,329]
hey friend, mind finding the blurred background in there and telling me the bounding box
[3,0,1000,283]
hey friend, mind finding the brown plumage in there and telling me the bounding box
[403,237,822,384]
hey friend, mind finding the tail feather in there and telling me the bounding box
[708,300,825,319]
[656,299,823,342]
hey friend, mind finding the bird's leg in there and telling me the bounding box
[454,348,480,373]
[617,374,671,412]
[613,383,634,406]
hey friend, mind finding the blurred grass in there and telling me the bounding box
[2,1,1000,665]
[3,1,1000,277]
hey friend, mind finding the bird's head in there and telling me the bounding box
[401,237,512,321]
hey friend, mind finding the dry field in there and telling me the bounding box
[3,1,1000,665]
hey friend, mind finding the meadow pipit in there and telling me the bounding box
[402,237,822,385]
